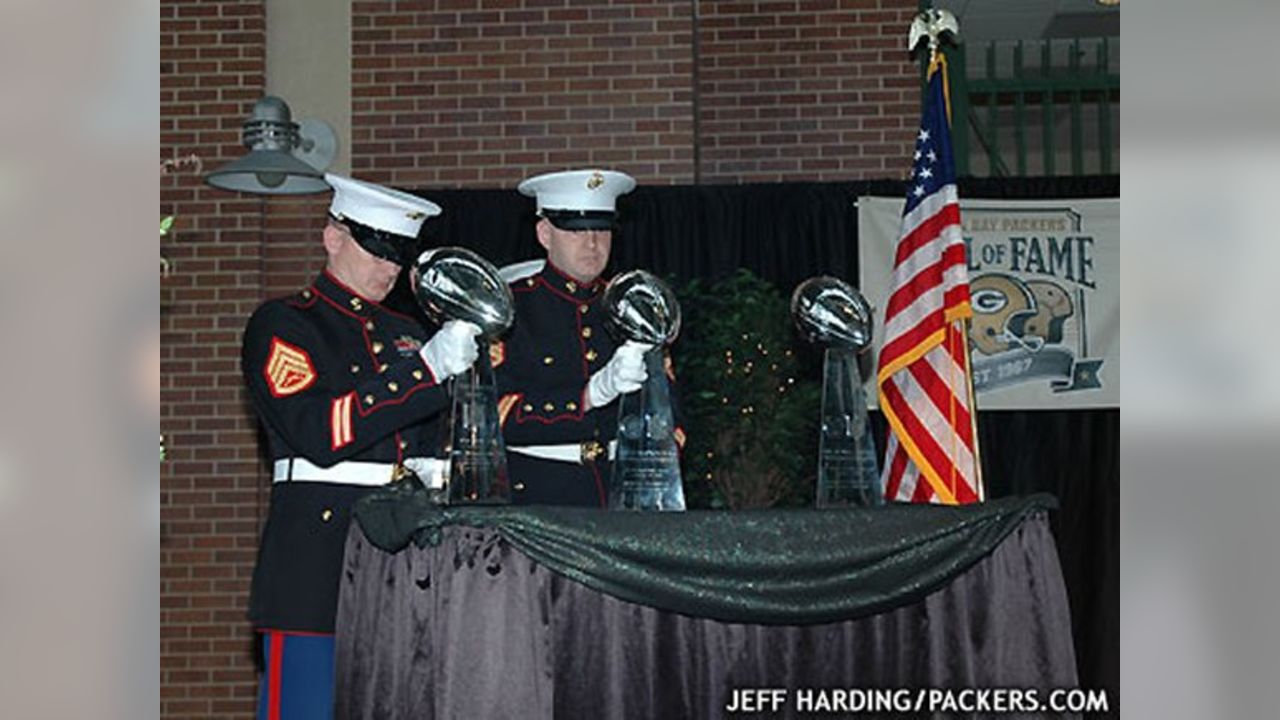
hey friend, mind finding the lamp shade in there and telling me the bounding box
[204,96,335,195]
[204,149,329,194]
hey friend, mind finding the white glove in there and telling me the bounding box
[587,341,651,409]
[419,320,481,381]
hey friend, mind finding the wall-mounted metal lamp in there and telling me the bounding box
[204,96,337,195]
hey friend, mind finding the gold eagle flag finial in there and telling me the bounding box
[908,8,961,61]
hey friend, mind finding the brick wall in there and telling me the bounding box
[348,0,918,188]
[350,0,699,187]
[160,1,268,717]
[160,1,918,717]
[697,0,919,182]
[262,198,332,299]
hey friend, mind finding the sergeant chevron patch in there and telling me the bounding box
[264,336,317,397]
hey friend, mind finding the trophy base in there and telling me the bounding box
[609,351,686,512]
[442,355,512,505]
[816,439,883,507]
[816,348,882,508]
[445,451,511,504]
[610,478,686,512]
[816,474,883,507]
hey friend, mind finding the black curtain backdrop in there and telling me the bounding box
[392,176,1119,706]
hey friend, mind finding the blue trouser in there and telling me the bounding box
[257,630,335,720]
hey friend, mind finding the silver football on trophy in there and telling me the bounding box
[791,276,874,352]
[602,269,681,346]
[413,247,515,339]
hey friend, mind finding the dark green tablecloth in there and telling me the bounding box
[353,484,1056,626]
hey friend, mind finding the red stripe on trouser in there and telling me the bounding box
[267,631,284,720]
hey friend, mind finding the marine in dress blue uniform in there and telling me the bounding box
[240,174,479,719]
[494,169,685,507]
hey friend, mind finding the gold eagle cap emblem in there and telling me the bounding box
[586,172,605,190]
[405,210,427,220]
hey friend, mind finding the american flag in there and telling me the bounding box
[876,54,982,504]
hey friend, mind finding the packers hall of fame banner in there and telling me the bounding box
[858,197,1119,410]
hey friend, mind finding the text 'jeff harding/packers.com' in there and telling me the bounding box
[724,687,1111,715]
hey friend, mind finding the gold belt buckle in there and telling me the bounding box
[580,440,605,464]
[390,462,415,484]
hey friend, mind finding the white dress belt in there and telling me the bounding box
[508,440,617,465]
[272,457,448,489]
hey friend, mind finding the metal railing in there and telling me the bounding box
[942,37,1119,177]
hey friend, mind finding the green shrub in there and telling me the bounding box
[673,269,821,509]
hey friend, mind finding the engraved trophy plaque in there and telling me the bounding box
[414,247,515,504]
[792,276,883,507]
[602,270,686,511]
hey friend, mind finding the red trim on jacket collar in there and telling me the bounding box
[542,260,607,298]
[314,269,415,322]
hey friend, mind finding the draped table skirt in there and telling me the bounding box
[334,494,1076,719]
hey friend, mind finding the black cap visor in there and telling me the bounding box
[332,214,415,266]
[543,209,616,231]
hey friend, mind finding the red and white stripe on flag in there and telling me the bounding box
[876,54,981,504]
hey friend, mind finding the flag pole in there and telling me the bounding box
[933,33,985,503]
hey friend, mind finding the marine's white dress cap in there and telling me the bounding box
[325,173,442,264]
[517,169,636,230]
